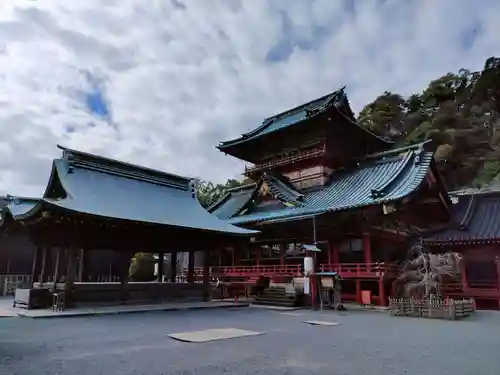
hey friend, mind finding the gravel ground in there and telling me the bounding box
[1,307,499,375]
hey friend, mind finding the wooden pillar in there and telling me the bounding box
[169,251,177,283]
[355,279,361,304]
[496,256,500,310]
[496,256,500,288]
[280,243,285,266]
[378,278,385,306]
[157,251,165,282]
[333,244,340,264]
[39,246,48,284]
[77,249,85,282]
[31,246,41,285]
[118,252,132,305]
[203,250,211,301]
[52,248,61,292]
[256,247,261,266]
[328,241,340,265]
[362,233,371,266]
[231,248,235,266]
[461,258,469,291]
[64,247,78,308]
[187,250,195,283]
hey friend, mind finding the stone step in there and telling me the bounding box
[252,299,296,307]
[256,295,295,303]
[261,288,288,295]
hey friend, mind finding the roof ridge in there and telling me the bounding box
[219,89,341,146]
[264,173,304,206]
[3,195,39,203]
[459,194,478,229]
[226,182,257,192]
[206,192,232,213]
[265,87,345,123]
[370,150,415,199]
[217,87,350,149]
[364,141,430,160]
[58,145,191,190]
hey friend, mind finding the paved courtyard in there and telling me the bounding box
[1,307,499,375]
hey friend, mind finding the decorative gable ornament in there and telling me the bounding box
[259,181,270,197]
[382,203,396,215]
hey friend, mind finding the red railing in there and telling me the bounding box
[210,265,302,277]
[244,147,325,174]
[319,263,399,278]
[188,262,399,279]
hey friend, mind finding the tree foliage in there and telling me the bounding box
[195,178,246,208]
[129,252,155,281]
[358,56,500,189]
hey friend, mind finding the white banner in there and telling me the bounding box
[303,277,310,295]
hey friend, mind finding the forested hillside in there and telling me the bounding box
[198,56,500,207]
[357,56,500,190]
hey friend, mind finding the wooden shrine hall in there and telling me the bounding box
[423,189,500,309]
[0,145,256,309]
[207,87,452,307]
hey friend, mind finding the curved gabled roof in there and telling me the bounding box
[211,142,433,225]
[217,87,393,151]
[3,146,257,236]
[0,196,39,221]
[424,190,500,245]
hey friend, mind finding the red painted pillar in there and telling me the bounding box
[356,279,361,304]
[333,243,340,264]
[280,244,285,266]
[496,256,500,288]
[256,249,261,267]
[378,278,385,306]
[460,258,469,292]
[495,256,500,308]
[231,248,235,267]
[311,277,316,309]
[362,233,371,264]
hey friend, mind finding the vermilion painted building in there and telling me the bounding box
[209,87,452,306]
[424,189,500,309]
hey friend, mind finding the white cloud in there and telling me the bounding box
[0,0,499,197]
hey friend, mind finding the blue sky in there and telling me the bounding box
[0,0,499,196]
[86,89,109,119]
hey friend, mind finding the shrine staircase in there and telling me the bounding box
[252,285,299,308]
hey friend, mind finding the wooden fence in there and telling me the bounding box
[389,296,475,320]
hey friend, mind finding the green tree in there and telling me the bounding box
[357,56,500,190]
[195,178,245,208]
[129,252,155,281]
[358,91,407,139]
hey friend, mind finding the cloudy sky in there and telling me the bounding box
[0,0,499,197]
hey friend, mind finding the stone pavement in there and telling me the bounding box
[0,307,17,317]
[2,307,499,375]
[0,297,16,317]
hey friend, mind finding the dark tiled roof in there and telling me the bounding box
[0,196,39,221]
[262,173,304,206]
[424,191,500,244]
[217,87,393,150]
[207,184,256,220]
[2,146,257,235]
[210,142,433,225]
